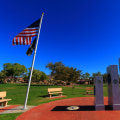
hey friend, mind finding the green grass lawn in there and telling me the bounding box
[0,113,22,120]
[0,83,108,120]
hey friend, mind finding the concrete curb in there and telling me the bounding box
[0,105,36,114]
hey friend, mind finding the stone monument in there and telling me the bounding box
[94,76,104,110]
[107,65,120,110]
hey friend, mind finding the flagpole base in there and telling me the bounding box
[23,106,28,110]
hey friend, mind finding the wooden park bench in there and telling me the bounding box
[48,88,63,98]
[0,91,12,106]
[86,87,94,95]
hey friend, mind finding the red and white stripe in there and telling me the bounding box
[13,37,32,45]
[12,27,39,45]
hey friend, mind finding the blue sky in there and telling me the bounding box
[0,0,120,76]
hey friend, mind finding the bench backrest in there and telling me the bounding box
[86,87,94,91]
[48,88,62,92]
[0,91,6,99]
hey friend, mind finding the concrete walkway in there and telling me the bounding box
[0,105,36,114]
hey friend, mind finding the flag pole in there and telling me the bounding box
[23,13,44,110]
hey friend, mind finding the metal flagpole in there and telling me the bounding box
[23,13,44,110]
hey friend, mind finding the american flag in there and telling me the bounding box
[12,19,40,45]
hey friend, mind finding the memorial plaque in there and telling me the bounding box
[107,65,120,110]
[94,76,104,110]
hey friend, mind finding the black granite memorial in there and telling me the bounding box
[107,65,120,110]
[94,76,104,110]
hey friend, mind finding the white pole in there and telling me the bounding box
[23,13,44,109]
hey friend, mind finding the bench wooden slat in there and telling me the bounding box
[48,92,63,94]
[86,87,94,95]
[48,91,63,93]
[0,91,11,106]
[48,88,63,98]
[0,91,6,98]
[0,99,12,102]
[86,88,94,90]
[48,88,62,92]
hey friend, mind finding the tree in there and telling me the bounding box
[0,70,6,83]
[27,68,42,82]
[81,72,90,80]
[81,72,90,84]
[12,63,27,77]
[67,67,82,82]
[26,68,48,83]
[3,63,14,77]
[103,73,107,83]
[85,72,90,79]
[46,62,64,76]
[23,74,29,83]
[92,72,102,78]
[2,63,48,83]
[3,63,27,82]
[40,72,48,81]
[46,62,82,83]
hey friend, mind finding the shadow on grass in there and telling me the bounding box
[38,95,48,98]
[38,94,66,98]
[63,92,86,95]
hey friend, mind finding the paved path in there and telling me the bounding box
[16,97,120,120]
[0,105,36,114]
[0,105,19,114]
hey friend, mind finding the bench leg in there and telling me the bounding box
[3,101,8,106]
[59,93,62,96]
[0,102,2,106]
[49,94,51,98]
